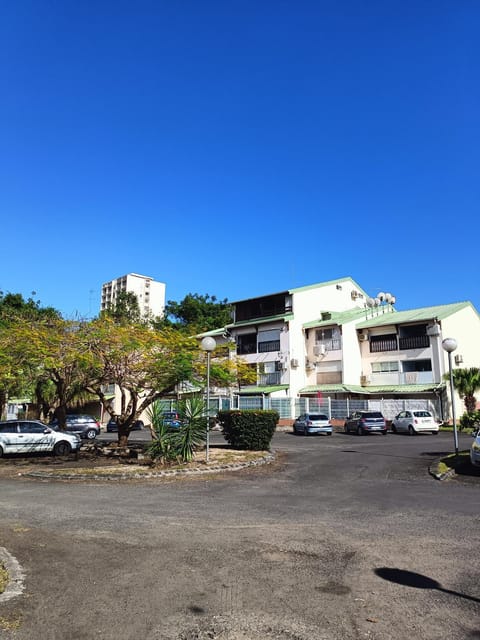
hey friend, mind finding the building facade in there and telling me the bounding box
[200,277,480,423]
[101,273,166,318]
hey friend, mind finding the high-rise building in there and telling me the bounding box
[100,273,166,318]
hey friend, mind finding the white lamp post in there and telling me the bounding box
[200,336,216,462]
[442,337,458,455]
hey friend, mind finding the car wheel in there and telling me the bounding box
[327,431,332,436]
[408,425,415,436]
[344,424,349,433]
[382,430,387,435]
[432,431,438,435]
[54,441,72,456]
[357,426,364,436]
[86,429,97,440]
[303,427,309,436]
[0,445,3,458]
[391,425,397,434]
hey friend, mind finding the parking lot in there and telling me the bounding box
[0,430,478,639]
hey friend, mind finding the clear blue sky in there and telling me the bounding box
[1,1,478,318]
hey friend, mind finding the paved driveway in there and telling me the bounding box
[0,431,478,639]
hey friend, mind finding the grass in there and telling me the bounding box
[434,450,480,478]
[0,563,8,594]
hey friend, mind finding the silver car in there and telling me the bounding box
[391,410,439,435]
[293,413,333,436]
[0,420,81,457]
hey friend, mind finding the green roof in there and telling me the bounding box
[356,301,473,329]
[289,276,368,296]
[196,327,228,338]
[227,313,293,328]
[299,383,445,395]
[237,385,289,395]
[303,307,367,329]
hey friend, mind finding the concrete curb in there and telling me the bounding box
[22,451,276,482]
[428,459,456,481]
[0,548,25,603]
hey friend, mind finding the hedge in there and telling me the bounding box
[217,410,279,450]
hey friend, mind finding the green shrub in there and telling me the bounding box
[459,410,480,432]
[218,410,279,450]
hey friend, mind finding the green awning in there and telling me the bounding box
[237,385,289,395]
[299,383,445,395]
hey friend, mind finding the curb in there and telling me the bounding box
[22,451,276,482]
[0,548,25,603]
[428,459,456,481]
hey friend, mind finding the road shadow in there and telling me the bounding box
[374,567,480,604]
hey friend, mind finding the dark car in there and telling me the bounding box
[49,414,101,440]
[344,411,387,435]
[162,411,182,429]
[106,418,144,432]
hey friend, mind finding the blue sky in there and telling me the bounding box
[1,1,478,318]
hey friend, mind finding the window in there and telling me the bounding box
[19,422,45,434]
[371,361,399,373]
[402,359,432,372]
[257,329,280,353]
[370,334,398,352]
[237,333,257,355]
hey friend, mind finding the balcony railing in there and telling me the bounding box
[258,372,282,385]
[370,337,398,352]
[258,340,281,353]
[399,335,430,350]
[316,338,342,352]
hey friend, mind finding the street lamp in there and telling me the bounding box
[442,337,458,455]
[200,336,216,462]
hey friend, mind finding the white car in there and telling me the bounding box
[391,410,439,435]
[0,420,82,457]
[470,430,480,467]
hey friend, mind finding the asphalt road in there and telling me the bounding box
[0,431,478,640]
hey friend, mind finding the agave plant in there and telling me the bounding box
[146,401,178,462]
[176,395,207,463]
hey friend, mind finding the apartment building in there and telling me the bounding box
[201,278,480,422]
[100,273,166,318]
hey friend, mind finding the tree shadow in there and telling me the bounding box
[374,567,480,604]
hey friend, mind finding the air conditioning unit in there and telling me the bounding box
[290,358,299,368]
[351,290,359,300]
[426,323,441,337]
[360,375,371,386]
[305,360,316,371]
[359,333,369,342]
[313,344,326,356]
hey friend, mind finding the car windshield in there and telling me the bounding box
[413,411,432,418]
[362,412,383,418]
[309,414,328,421]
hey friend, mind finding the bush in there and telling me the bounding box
[217,410,279,450]
[459,410,480,432]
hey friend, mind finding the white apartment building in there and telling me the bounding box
[100,273,166,318]
[199,277,480,423]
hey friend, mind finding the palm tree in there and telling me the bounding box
[448,367,480,413]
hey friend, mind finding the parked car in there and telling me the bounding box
[162,411,182,429]
[391,410,439,435]
[344,411,387,435]
[470,429,480,467]
[49,414,101,440]
[106,418,144,432]
[0,420,81,457]
[293,413,333,436]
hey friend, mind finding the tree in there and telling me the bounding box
[101,291,143,325]
[1,316,93,428]
[448,367,480,413]
[83,318,200,447]
[158,293,232,332]
[0,292,61,419]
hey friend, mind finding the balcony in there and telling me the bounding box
[316,338,342,352]
[370,335,398,352]
[258,372,282,385]
[399,335,430,350]
[370,371,435,385]
[258,340,281,353]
